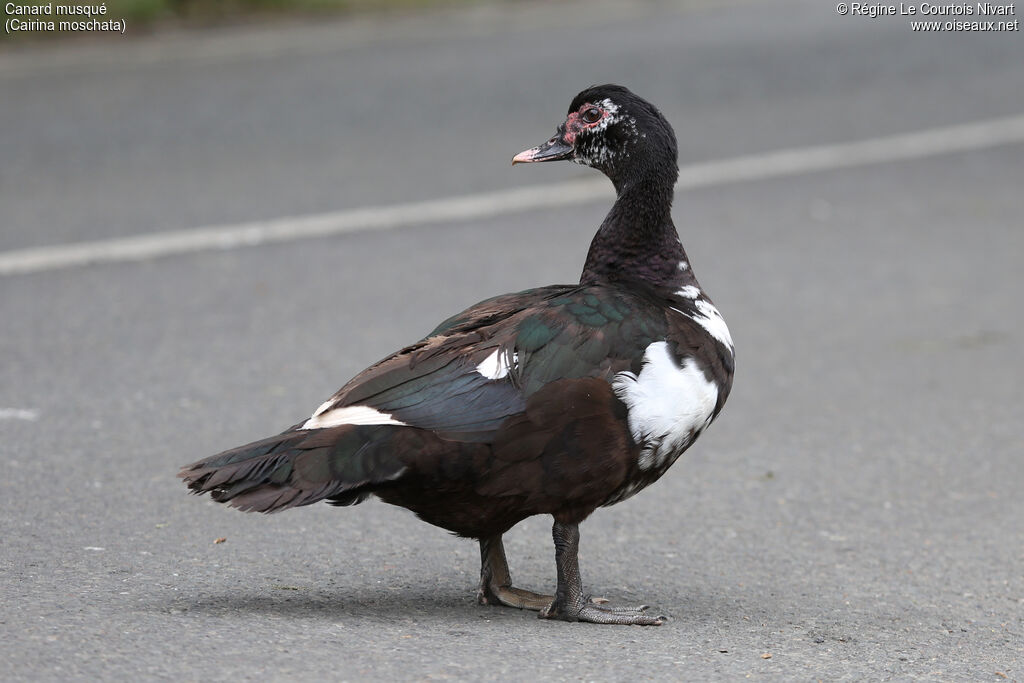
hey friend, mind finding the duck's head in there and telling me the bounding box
[513,84,678,187]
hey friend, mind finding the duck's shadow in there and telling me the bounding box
[150,583,766,629]
[153,586,528,624]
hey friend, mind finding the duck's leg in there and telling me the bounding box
[538,520,664,625]
[476,534,552,611]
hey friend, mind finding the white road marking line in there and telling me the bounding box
[2,113,1023,277]
[0,408,40,421]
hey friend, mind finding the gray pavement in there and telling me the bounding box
[1,0,1023,679]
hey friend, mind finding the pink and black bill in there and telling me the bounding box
[512,133,574,164]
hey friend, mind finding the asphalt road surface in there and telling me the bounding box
[2,0,1022,679]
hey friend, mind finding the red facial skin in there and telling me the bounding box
[563,112,582,144]
[511,104,610,164]
[563,104,607,145]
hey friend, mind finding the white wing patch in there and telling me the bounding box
[476,348,518,380]
[301,405,406,430]
[668,287,733,354]
[612,341,719,471]
[676,285,701,299]
[691,299,734,351]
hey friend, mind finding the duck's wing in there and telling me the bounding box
[181,285,711,514]
[306,285,664,443]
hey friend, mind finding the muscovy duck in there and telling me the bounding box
[181,84,734,625]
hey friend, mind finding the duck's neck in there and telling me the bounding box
[580,169,696,291]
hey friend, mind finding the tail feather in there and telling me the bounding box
[179,424,407,513]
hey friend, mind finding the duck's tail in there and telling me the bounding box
[178,424,409,513]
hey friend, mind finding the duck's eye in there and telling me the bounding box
[581,107,602,124]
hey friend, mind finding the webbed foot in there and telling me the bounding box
[539,594,663,625]
[537,520,664,626]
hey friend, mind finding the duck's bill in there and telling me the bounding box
[512,136,574,164]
